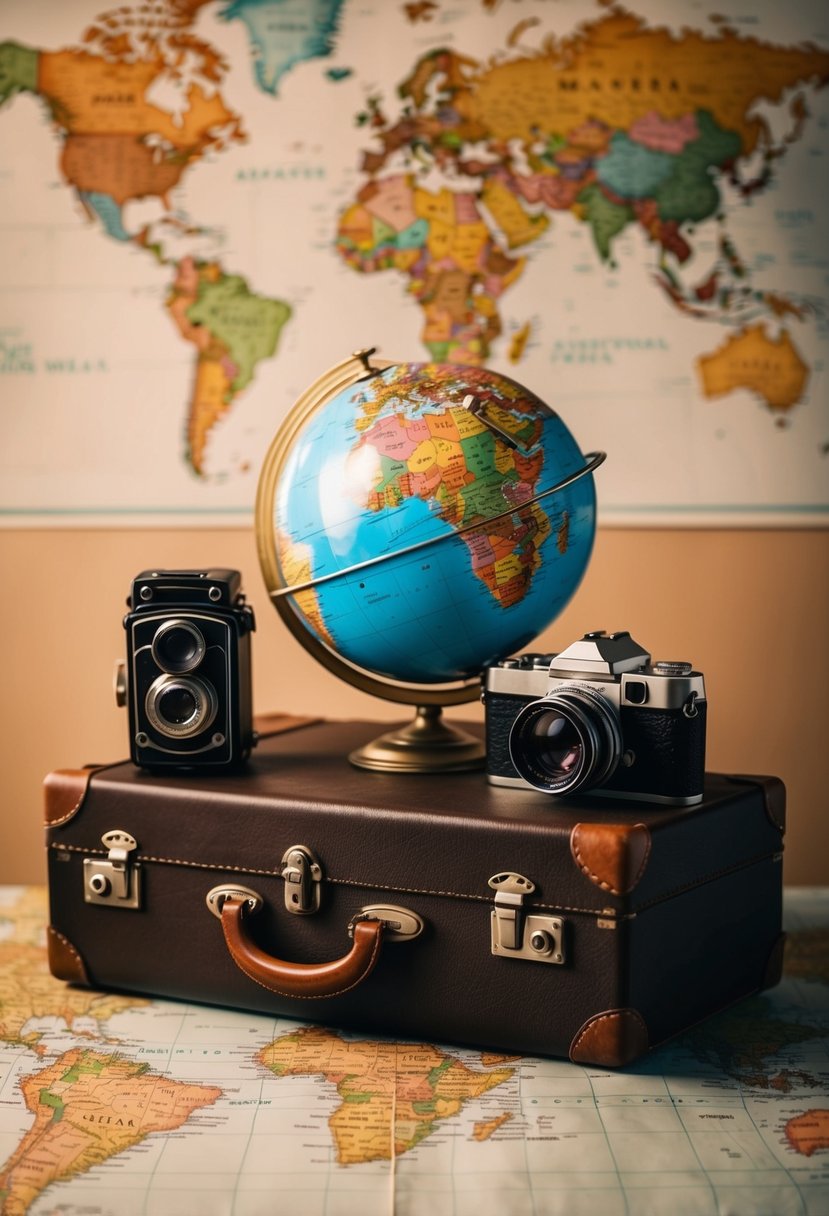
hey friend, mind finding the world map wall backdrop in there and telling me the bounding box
[0,0,827,525]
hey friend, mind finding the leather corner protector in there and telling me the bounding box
[762,932,787,991]
[760,777,786,834]
[570,822,651,895]
[43,769,98,828]
[728,774,786,834]
[47,926,90,986]
[569,1008,649,1068]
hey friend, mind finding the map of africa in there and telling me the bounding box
[0,886,827,1214]
[0,0,827,523]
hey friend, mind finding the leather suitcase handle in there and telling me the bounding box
[218,895,385,999]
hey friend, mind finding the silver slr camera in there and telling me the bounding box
[484,631,706,805]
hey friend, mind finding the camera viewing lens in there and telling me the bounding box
[509,687,622,795]
[151,620,206,673]
[145,674,217,739]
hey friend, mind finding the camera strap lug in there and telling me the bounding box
[280,845,323,915]
[84,830,141,909]
[489,872,565,966]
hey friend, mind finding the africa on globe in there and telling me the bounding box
[255,350,603,770]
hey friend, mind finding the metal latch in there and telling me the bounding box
[280,845,322,915]
[84,830,141,909]
[489,872,565,965]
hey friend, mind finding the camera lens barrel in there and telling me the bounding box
[144,674,218,739]
[151,619,206,674]
[508,686,622,795]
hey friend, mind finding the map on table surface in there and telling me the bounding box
[0,0,827,526]
[0,887,827,1215]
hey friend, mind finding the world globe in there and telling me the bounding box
[255,350,603,771]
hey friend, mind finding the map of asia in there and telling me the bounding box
[0,0,827,523]
[1,887,828,1213]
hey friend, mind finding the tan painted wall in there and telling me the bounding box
[1,526,826,885]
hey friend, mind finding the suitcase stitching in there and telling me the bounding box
[47,842,616,915]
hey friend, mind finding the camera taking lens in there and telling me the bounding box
[145,674,218,738]
[510,685,622,795]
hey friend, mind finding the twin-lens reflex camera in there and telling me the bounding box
[116,569,256,771]
[484,630,706,805]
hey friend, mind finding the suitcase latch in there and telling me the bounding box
[489,872,565,965]
[280,845,322,915]
[84,830,141,910]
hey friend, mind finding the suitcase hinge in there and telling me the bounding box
[280,845,323,915]
[489,872,565,965]
[84,830,141,910]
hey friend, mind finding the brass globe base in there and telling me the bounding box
[348,705,485,773]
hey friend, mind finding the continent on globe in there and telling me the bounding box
[350,362,553,609]
[337,7,829,374]
[166,256,291,474]
[696,325,809,416]
[258,1025,513,1164]
[0,1048,222,1216]
[220,0,348,96]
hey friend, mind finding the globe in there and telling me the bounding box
[255,350,603,771]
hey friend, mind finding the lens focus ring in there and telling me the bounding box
[144,674,218,739]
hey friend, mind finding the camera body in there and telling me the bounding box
[484,631,706,805]
[119,569,255,771]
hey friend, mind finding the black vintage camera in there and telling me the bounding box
[484,630,706,805]
[117,569,256,771]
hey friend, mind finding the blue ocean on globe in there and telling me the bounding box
[272,361,597,686]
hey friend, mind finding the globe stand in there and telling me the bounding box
[348,705,485,773]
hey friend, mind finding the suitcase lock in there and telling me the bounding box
[84,830,141,909]
[489,872,565,965]
[280,845,322,915]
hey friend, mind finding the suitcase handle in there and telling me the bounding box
[215,893,385,999]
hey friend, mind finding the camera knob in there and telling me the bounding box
[653,661,692,676]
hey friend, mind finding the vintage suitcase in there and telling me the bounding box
[45,716,785,1068]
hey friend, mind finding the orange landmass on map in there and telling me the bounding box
[454,11,829,155]
[0,942,147,1052]
[38,49,243,150]
[259,1025,513,1165]
[472,1111,513,1141]
[0,1048,221,1216]
[61,132,188,207]
[696,325,809,412]
[785,1109,829,1157]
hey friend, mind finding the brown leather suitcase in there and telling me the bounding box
[45,716,785,1068]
